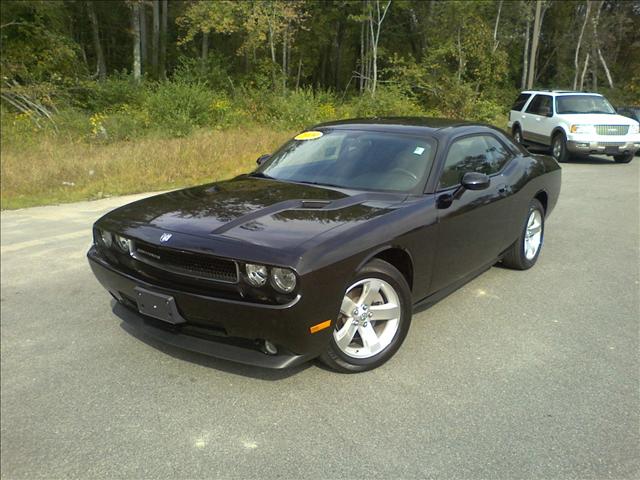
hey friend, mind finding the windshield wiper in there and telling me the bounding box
[250,172,274,179]
[295,180,346,189]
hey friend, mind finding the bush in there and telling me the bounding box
[71,72,146,112]
[143,81,216,136]
[341,85,424,118]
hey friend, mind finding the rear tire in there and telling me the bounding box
[551,132,570,163]
[512,126,523,145]
[614,153,633,164]
[502,199,545,270]
[319,259,412,373]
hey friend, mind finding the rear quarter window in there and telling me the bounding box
[511,93,531,111]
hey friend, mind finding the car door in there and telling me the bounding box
[522,94,554,145]
[429,134,515,293]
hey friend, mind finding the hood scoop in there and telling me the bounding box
[300,200,331,209]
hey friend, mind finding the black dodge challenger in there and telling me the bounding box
[88,118,561,372]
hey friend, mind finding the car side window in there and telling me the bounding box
[526,94,552,115]
[438,135,511,190]
[511,93,531,111]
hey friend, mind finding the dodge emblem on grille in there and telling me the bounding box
[160,233,172,242]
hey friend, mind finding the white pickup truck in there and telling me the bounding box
[508,90,640,163]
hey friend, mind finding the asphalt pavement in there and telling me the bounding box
[1,156,639,479]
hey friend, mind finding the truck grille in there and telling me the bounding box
[595,125,629,136]
[131,240,238,283]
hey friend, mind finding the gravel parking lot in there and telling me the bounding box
[1,157,638,479]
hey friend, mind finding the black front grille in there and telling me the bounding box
[131,241,238,283]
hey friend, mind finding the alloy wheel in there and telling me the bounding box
[334,278,401,359]
[524,209,543,260]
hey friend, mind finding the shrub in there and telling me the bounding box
[143,81,216,136]
[71,72,146,112]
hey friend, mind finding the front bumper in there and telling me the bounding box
[567,139,640,156]
[87,247,338,369]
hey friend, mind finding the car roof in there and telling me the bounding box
[520,90,603,97]
[312,117,496,137]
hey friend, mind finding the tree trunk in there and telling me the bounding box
[521,15,530,90]
[369,0,391,97]
[295,57,302,91]
[359,15,365,93]
[493,0,503,53]
[573,1,591,90]
[86,1,106,81]
[201,31,209,70]
[267,17,277,88]
[151,0,159,79]
[159,0,167,81]
[592,0,613,88]
[526,0,542,89]
[282,24,288,92]
[140,2,147,74]
[579,52,590,90]
[131,2,141,83]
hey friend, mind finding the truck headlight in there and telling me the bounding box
[270,267,297,293]
[245,263,268,287]
[630,123,639,134]
[570,124,596,134]
[114,234,131,253]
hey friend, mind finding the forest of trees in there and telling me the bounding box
[1,0,638,209]
[1,0,639,138]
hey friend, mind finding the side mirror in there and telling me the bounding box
[540,106,553,117]
[461,172,490,191]
[256,154,270,165]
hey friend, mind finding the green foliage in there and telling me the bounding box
[0,1,84,83]
[142,81,216,136]
[71,72,146,112]
[171,55,231,90]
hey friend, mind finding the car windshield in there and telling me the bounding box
[556,95,616,114]
[256,129,436,192]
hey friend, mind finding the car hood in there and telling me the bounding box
[557,113,639,126]
[101,176,406,248]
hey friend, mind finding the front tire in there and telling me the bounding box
[502,198,545,270]
[614,153,633,164]
[320,259,412,373]
[551,132,570,163]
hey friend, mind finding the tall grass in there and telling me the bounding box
[1,127,292,209]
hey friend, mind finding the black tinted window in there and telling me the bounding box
[511,93,531,111]
[439,136,511,189]
[526,94,552,115]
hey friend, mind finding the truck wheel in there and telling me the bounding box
[551,133,570,163]
[614,154,633,164]
[512,126,523,145]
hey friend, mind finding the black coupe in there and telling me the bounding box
[88,118,562,372]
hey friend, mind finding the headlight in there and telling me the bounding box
[270,267,297,293]
[99,229,113,248]
[114,234,131,253]
[245,263,268,287]
[630,123,639,134]
[570,124,596,134]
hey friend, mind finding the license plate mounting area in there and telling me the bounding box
[134,287,186,325]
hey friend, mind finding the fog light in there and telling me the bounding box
[263,340,278,355]
[99,229,113,248]
[114,234,131,253]
[245,263,268,287]
[270,267,297,293]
